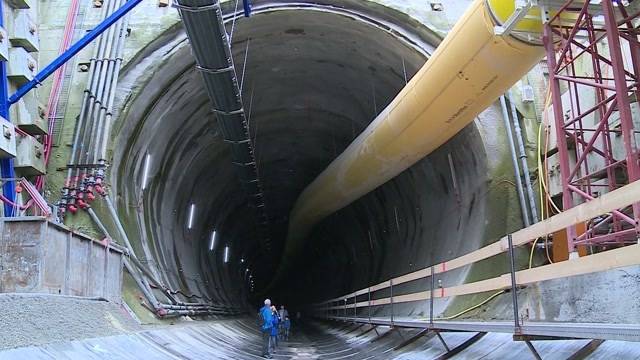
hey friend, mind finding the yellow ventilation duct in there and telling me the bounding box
[282,0,546,272]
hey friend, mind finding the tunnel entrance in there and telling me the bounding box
[111,4,489,312]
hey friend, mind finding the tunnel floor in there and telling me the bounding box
[3,313,640,359]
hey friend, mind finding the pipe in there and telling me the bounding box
[124,258,164,312]
[281,0,546,276]
[96,13,130,196]
[508,90,539,223]
[82,0,122,201]
[63,0,111,214]
[8,0,145,104]
[72,0,113,209]
[500,95,530,227]
[86,203,165,312]
[0,0,16,217]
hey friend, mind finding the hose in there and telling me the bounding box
[530,89,557,268]
[431,290,506,321]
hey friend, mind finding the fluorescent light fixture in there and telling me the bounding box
[187,203,196,229]
[141,153,151,190]
[224,246,230,263]
[209,231,216,251]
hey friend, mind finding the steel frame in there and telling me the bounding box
[0,0,143,217]
[543,0,640,250]
[0,0,15,217]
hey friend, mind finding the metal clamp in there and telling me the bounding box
[196,64,234,74]
[172,2,220,13]
[493,0,534,36]
[223,138,251,144]
[212,107,244,116]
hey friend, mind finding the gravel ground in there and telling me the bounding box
[0,294,140,350]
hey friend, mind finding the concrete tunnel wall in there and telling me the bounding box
[102,1,526,319]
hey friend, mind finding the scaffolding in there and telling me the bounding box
[543,0,640,251]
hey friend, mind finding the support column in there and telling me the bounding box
[602,0,640,237]
[544,18,577,254]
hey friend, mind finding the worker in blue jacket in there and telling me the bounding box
[270,305,280,352]
[260,299,273,359]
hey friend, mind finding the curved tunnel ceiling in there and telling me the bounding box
[111,3,493,309]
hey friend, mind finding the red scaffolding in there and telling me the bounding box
[543,0,640,252]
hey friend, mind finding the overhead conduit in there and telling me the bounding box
[280,0,548,277]
[175,0,271,251]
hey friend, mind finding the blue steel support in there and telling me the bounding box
[0,0,16,216]
[9,0,143,104]
[242,0,251,17]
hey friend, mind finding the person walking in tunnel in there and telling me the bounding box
[270,305,280,352]
[283,316,291,341]
[278,305,289,340]
[260,299,274,359]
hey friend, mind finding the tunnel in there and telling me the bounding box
[4,0,640,357]
[109,1,502,315]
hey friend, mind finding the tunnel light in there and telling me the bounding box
[209,231,216,251]
[141,153,151,190]
[187,203,196,229]
[224,246,230,263]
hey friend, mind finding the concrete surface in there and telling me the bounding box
[0,217,123,302]
[2,318,640,359]
[0,293,139,350]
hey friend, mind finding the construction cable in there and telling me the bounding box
[530,89,557,268]
[418,290,506,322]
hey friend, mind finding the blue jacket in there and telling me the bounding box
[260,306,273,332]
[283,319,291,329]
[270,312,280,336]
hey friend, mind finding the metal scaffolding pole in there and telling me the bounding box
[542,0,640,251]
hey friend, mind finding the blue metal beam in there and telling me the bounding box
[0,0,16,216]
[9,0,143,105]
[242,0,251,17]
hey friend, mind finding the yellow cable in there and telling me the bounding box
[531,89,556,268]
[436,291,506,321]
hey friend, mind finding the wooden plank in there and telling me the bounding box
[370,297,391,306]
[516,244,640,286]
[512,180,640,246]
[370,280,391,292]
[441,275,511,298]
[435,243,640,299]
[435,239,507,275]
[394,268,431,286]
[393,291,430,304]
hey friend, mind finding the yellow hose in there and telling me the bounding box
[530,89,556,268]
[427,290,506,321]
[280,0,546,285]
